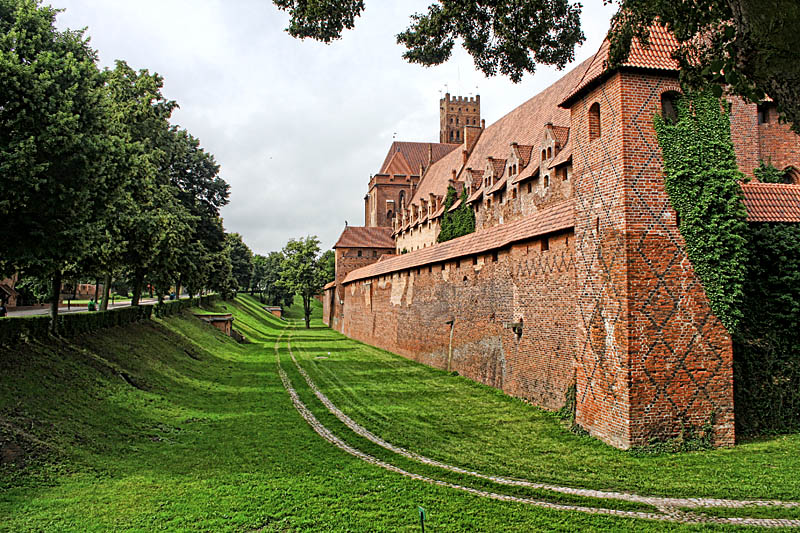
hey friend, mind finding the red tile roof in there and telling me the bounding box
[742,182,800,222]
[487,174,508,195]
[379,142,459,175]
[343,200,575,284]
[552,125,570,148]
[549,142,572,169]
[516,144,534,167]
[408,144,464,208]
[381,150,414,176]
[408,56,592,211]
[561,24,680,107]
[333,226,395,249]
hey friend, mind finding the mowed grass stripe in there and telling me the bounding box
[247,294,800,502]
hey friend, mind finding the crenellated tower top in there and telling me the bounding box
[440,92,481,144]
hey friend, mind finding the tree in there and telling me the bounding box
[274,0,583,82]
[167,128,230,298]
[99,60,187,308]
[273,1,800,132]
[279,236,324,328]
[319,249,335,285]
[225,233,254,292]
[0,0,112,332]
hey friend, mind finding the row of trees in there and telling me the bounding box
[248,237,334,328]
[0,0,237,332]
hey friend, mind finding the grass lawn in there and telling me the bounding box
[0,294,796,531]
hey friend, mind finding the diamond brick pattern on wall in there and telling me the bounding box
[620,72,733,447]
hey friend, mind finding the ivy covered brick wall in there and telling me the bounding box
[655,91,800,435]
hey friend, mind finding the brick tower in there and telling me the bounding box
[440,93,480,144]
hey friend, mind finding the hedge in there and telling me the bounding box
[154,295,217,318]
[0,295,218,345]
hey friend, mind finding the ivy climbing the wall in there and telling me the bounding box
[653,90,750,333]
[656,93,800,435]
[437,185,476,243]
[735,162,800,434]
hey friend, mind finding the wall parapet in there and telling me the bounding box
[344,200,575,285]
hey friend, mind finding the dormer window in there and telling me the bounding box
[589,103,601,140]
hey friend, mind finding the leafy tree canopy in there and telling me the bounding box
[226,232,254,291]
[272,0,800,131]
[279,236,325,328]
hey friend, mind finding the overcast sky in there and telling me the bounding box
[55,1,616,255]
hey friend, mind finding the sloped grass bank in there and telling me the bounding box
[1,296,797,531]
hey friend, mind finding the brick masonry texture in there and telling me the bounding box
[325,28,800,449]
[341,232,577,410]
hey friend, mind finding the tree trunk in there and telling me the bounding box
[175,275,182,300]
[94,278,100,302]
[303,294,311,329]
[50,270,61,335]
[100,272,112,311]
[131,270,144,306]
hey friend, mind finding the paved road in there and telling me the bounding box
[8,297,162,317]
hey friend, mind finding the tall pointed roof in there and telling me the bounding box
[378,142,459,175]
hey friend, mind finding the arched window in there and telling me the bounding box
[541,149,547,161]
[785,167,800,184]
[450,130,454,141]
[589,102,601,140]
[399,190,405,209]
[661,91,680,125]
[544,175,550,189]
[547,147,552,159]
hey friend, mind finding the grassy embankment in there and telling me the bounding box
[0,295,797,531]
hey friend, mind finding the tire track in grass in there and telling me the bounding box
[280,323,800,527]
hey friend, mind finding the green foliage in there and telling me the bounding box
[734,165,800,434]
[154,295,218,318]
[438,185,476,243]
[656,98,800,435]
[319,249,335,285]
[225,233,254,292]
[279,236,325,328]
[272,0,364,43]
[753,160,788,184]
[0,305,152,345]
[0,0,114,329]
[654,90,750,332]
[272,0,583,83]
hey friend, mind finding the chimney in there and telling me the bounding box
[452,169,457,180]
[481,119,486,129]
[462,150,469,164]
[464,125,482,153]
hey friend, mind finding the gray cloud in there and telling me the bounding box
[55,0,615,254]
